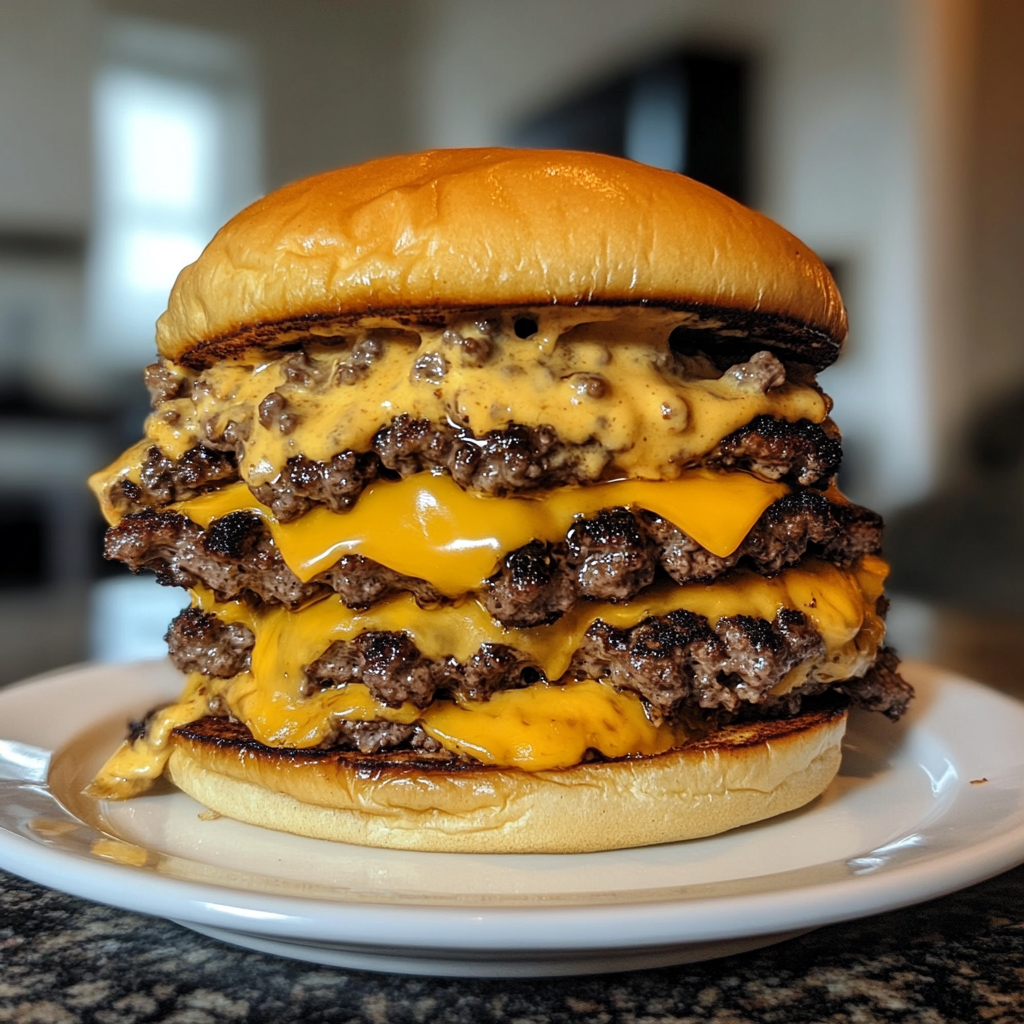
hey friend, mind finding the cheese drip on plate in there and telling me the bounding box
[170,469,788,596]
[89,557,888,797]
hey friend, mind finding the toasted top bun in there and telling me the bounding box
[157,148,847,370]
[165,708,847,854]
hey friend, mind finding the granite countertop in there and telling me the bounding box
[2,864,1024,1023]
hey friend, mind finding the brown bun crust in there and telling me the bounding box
[166,708,847,853]
[156,148,847,370]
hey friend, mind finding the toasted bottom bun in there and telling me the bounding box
[166,708,847,853]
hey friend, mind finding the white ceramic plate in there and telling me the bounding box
[1,660,1023,977]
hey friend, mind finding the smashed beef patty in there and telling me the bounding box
[104,413,843,520]
[107,491,880,625]
[164,604,910,728]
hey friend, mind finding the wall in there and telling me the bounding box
[0,1,96,408]
[104,0,417,192]
[1,0,419,225]
[0,0,95,234]
[957,0,1024,454]
[0,0,421,405]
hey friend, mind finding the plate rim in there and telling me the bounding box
[2,660,1024,954]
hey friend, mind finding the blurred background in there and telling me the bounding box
[0,0,1021,689]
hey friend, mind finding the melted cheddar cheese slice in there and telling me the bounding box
[418,681,679,769]
[172,470,788,595]
[89,676,680,792]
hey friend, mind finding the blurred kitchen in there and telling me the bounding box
[0,0,1021,689]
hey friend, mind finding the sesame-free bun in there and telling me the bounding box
[165,707,847,854]
[157,148,847,370]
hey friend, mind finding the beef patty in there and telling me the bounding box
[105,413,842,520]
[165,601,910,736]
[107,491,880,625]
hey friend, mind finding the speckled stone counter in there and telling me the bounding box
[2,865,1023,1024]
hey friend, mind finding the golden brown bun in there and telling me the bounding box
[157,148,846,370]
[166,708,847,853]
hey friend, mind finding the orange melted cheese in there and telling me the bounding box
[90,557,888,796]
[90,677,679,792]
[172,470,788,595]
[419,681,679,770]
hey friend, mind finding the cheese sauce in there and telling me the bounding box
[93,309,828,509]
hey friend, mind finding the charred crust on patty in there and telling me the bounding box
[203,510,263,560]
[304,638,541,709]
[450,423,611,495]
[316,554,443,611]
[327,720,446,755]
[566,508,657,601]
[307,631,438,708]
[105,509,329,608]
[169,714,470,770]
[250,449,380,521]
[373,418,612,496]
[835,647,913,721]
[703,415,842,486]
[372,414,455,477]
[571,607,827,716]
[107,445,239,516]
[483,540,577,627]
[446,643,542,703]
[106,510,441,611]
[166,701,850,767]
[164,608,254,678]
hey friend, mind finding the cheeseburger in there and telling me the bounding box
[88,148,911,853]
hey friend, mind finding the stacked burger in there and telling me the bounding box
[89,149,911,853]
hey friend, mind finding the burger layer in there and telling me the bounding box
[99,412,841,523]
[165,607,907,725]
[89,556,902,800]
[105,482,881,625]
[91,310,836,521]
[189,554,891,727]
